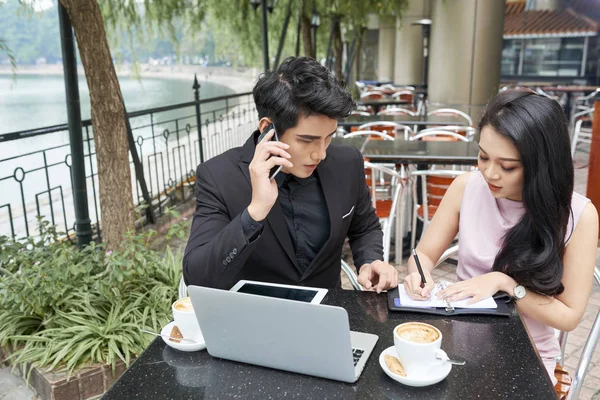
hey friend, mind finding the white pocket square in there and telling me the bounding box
[342,206,355,219]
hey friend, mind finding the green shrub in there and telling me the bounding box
[0,218,183,377]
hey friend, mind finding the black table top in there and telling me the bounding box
[334,137,479,165]
[102,290,555,400]
[339,115,467,128]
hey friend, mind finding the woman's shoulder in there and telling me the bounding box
[442,171,475,211]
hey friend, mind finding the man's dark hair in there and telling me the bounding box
[252,56,356,134]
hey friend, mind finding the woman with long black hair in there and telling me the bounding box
[404,90,599,383]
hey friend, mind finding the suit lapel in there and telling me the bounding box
[239,131,300,272]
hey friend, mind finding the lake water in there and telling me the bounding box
[0,73,251,238]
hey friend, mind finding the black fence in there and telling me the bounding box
[0,89,257,241]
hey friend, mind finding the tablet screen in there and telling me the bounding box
[236,283,318,303]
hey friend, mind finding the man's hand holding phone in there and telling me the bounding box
[247,126,293,221]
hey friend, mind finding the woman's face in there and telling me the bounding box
[478,126,524,201]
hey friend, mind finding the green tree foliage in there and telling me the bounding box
[0,1,61,64]
[1,0,407,69]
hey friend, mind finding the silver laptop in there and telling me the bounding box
[187,285,378,383]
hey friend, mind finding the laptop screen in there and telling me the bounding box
[236,283,318,303]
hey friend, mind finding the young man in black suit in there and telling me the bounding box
[183,56,398,292]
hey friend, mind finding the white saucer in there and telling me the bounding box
[379,346,452,387]
[160,321,206,352]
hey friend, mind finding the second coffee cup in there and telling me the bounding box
[172,297,202,340]
[393,322,447,376]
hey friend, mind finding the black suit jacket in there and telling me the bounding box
[183,132,383,289]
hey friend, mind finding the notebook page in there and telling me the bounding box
[398,280,497,309]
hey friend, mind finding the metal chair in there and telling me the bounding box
[410,130,469,142]
[376,107,416,117]
[570,108,593,157]
[427,108,473,126]
[364,161,408,264]
[556,266,600,399]
[391,90,414,103]
[350,110,373,117]
[357,121,414,140]
[570,89,600,117]
[418,125,477,141]
[360,91,386,101]
[409,170,466,249]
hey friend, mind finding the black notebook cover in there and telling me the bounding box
[387,287,514,317]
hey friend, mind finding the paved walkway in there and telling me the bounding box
[1,145,599,399]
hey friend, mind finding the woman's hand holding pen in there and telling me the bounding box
[403,270,435,300]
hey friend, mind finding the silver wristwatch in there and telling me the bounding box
[512,285,526,301]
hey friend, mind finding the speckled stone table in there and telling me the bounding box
[102,290,556,399]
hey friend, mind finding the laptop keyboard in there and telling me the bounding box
[352,348,365,366]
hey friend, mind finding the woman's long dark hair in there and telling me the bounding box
[479,90,574,296]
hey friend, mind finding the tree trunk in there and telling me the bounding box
[333,21,343,79]
[59,0,135,250]
[300,0,313,57]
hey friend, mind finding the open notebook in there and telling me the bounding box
[388,280,513,317]
[398,280,497,309]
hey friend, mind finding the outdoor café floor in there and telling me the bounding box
[1,148,600,400]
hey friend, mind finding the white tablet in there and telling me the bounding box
[229,280,328,304]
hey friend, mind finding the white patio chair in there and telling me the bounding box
[418,125,477,141]
[350,110,372,117]
[360,91,386,101]
[357,121,414,140]
[570,107,593,157]
[427,108,473,126]
[409,170,466,249]
[409,131,469,142]
[364,161,408,264]
[377,107,416,117]
[570,88,599,117]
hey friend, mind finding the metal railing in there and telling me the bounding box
[0,87,257,241]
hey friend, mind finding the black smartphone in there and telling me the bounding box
[257,122,283,180]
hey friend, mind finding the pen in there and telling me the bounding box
[412,249,427,289]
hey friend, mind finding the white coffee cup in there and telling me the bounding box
[393,322,448,376]
[172,297,202,340]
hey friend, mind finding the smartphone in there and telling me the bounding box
[257,122,283,180]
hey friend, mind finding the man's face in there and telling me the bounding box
[265,114,338,179]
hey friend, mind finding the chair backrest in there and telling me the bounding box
[410,130,469,142]
[418,125,477,141]
[427,108,473,126]
[574,88,600,103]
[360,91,385,101]
[391,90,414,102]
[411,169,465,221]
[350,110,372,117]
[344,130,395,141]
[562,266,600,400]
[364,161,405,263]
[357,122,414,140]
[377,107,416,117]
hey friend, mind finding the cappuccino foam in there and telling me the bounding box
[396,323,440,344]
[174,297,194,312]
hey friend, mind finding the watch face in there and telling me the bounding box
[514,285,526,299]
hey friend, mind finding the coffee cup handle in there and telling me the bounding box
[435,349,449,363]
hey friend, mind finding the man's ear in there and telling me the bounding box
[258,117,272,133]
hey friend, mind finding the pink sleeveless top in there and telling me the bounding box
[457,171,590,361]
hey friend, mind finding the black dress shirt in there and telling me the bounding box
[241,171,330,274]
